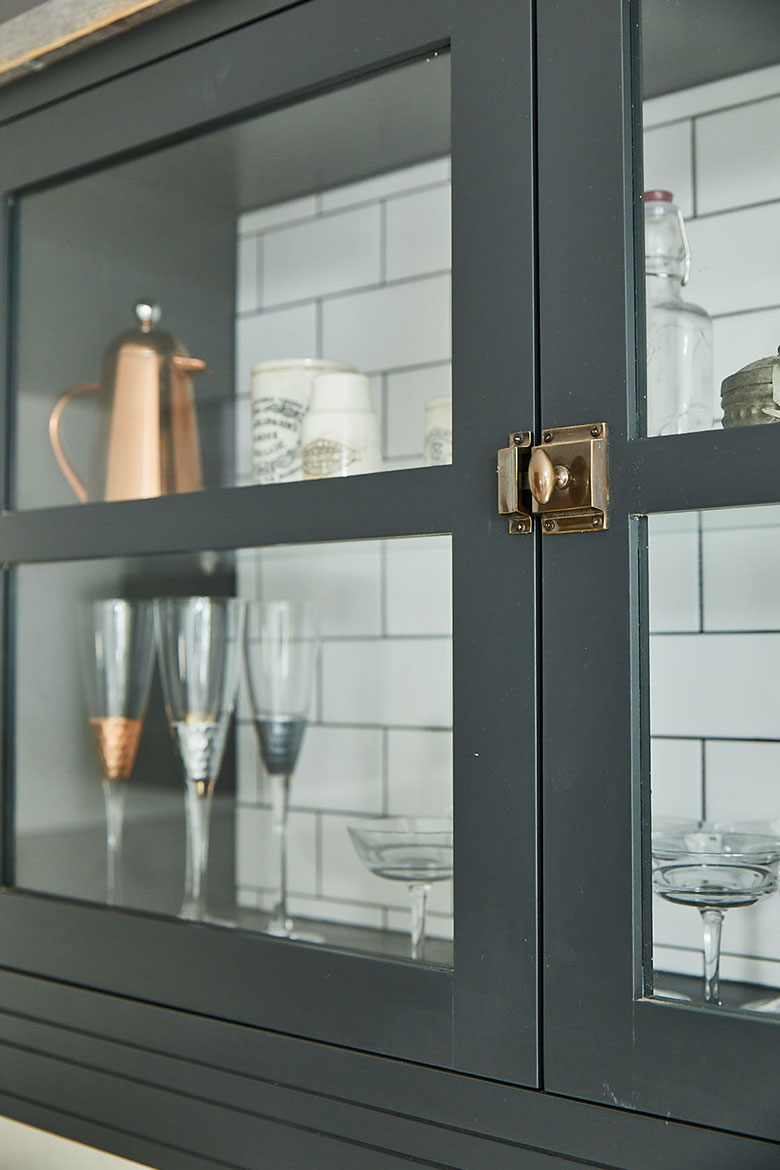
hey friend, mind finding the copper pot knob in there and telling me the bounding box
[528,447,570,505]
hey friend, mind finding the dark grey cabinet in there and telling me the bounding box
[0,1,779,1167]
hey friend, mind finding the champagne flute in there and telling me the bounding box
[244,601,319,939]
[348,816,453,960]
[78,599,155,905]
[155,596,244,919]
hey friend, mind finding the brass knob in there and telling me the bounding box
[528,447,570,505]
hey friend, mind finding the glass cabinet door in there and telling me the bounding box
[540,0,780,1138]
[0,0,538,1086]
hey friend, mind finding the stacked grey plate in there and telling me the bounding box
[721,346,780,428]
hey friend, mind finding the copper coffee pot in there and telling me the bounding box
[49,302,206,502]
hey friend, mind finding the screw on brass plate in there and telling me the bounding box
[543,519,556,532]
[513,433,523,444]
[591,425,602,438]
[543,431,553,443]
[592,517,602,527]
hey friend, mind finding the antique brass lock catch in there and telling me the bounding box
[497,423,608,534]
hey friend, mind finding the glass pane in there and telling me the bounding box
[647,505,780,1010]
[639,2,780,437]
[13,54,451,509]
[14,536,453,964]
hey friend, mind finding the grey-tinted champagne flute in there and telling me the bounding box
[244,601,319,940]
[78,599,155,905]
[155,596,245,920]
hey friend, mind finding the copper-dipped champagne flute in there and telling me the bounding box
[78,598,156,905]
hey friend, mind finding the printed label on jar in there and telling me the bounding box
[251,397,306,483]
[302,438,361,479]
[424,427,453,466]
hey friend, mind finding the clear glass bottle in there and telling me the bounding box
[644,190,713,437]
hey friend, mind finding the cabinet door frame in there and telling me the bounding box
[0,0,539,1085]
[539,0,780,1140]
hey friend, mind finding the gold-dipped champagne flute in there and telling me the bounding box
[154,596,245,920]
[78,599,156,905]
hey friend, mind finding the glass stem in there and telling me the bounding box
[700,907,724,1005]
[101,778,126,907]
[409,882,430,961]
[182,778,214,919]
[269,774,292,935]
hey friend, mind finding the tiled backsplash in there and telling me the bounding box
[233,160,453,938]
[646,65,780,989]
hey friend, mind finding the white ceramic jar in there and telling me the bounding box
[424,395,452,465]
[301,372,381,479]
[250,358,355,483]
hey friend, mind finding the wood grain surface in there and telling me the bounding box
[0,0,196,85]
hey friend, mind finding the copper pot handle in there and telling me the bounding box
[48,383,100,503]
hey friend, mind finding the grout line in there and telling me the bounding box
[697,510,704,633]
[315,812,322,897]
[690,119,698,218]
[315,299,323,359]
[650,629,780,637]
[379,199,387,283]
[710,302,780,322]
[379,541,388,637]
[235,268,451,318]
[237,176,451,239]
[688,193,780,224]
[651,734,780,744]
[382,726,389,816]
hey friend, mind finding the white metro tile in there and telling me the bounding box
[235,547,259,600]
[235,304,317,399]
[263,205,381,306]
[239,195,317,234]
[643,63,780,126]
[322,639,452,728]
[703,526,780,631]
[286,894,383,929]
[385,185,451,281]
[235,805,317,895]
[701,503,780,531]
[322,275,450,373]
[387,729,452,817]
[650,738,702,822]
[647,511,699,535]
[697,95,780,215]
[386,363,451,459]
[650,633,780,739]
[705,740,780,825]
[720,953,780,990]
[385,535,452,637]
[257,540,382,636]
[652,944,702,979]
[320,158,450,212]
[647,526,700,632]
[235,720,261,805]
[686,203,780,317]
[712,308,780,414]
[236,235,259,315]
[292,725,383,813]
[643,121,693,217]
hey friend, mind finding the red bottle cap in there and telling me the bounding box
[644,189,673,202]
